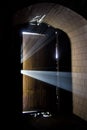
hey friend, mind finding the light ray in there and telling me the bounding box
[22,32,45,36]
[21,70,87,99]
[21,70,72,92]
[21,70,57,87]
[21,34,55,63]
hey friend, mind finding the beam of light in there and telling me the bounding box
[55,31,59,59]
[21,70,87,99]
[22,110,38,114]
[21,34,55,63]
[22,31,45,36]
[21,70,57,87]
[21,70,72,92]
[56,43,58,59]
[21,36,46,63]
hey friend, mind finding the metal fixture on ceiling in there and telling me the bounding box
[29,14,46,25]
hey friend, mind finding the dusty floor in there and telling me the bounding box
[20,112,87,130]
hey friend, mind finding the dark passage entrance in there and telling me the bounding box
[13,21,72,115]
[56,29,72,115]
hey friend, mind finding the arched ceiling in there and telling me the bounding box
[14,2,87,74]
[6,0,87,20]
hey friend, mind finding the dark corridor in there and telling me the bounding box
[17,22,73,115]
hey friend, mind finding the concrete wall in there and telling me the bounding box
[14,3,87,120]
